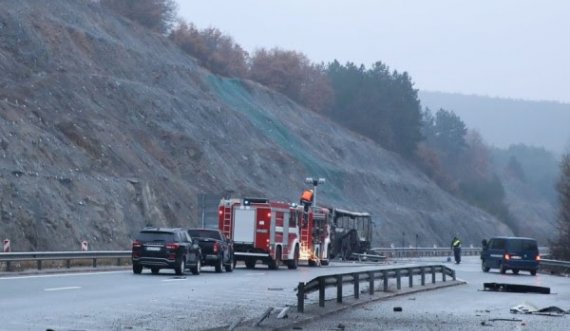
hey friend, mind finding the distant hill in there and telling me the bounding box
[419,91,570,154]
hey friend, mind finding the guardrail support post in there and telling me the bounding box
[442,267,447,282]
[452,268,456,281]
[383,270,388,292]
[5,261,11,272]
[368,272,374,295]
[421,267,425,286]
[408,268,413,288]
[319,278,325,307]
[336,275,343,303]
[66,259,71,268]
[297,282,305,313]
[37,260,42,270]
[353,273,359,299]
[92,258,97,268]
[431,266,436,283]
[116,258,121,266]
[396,270,401,290]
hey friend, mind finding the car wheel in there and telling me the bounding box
[530,269,537,276]
[191,259,201,275]
[499,264,506,274]
[151,267,160,275]
[268,246,281,270]
[225,255,234,272]
[175,257,186,275]
[512,269,519,275]
[245,258,256,269]
[133,263,143,274]
[215,255,223,273]
[481,262,490,272]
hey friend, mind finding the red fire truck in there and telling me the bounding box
[218,197,330,269]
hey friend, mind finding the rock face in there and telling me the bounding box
[0,0,511,251]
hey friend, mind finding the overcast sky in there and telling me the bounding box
[176,0,569,104]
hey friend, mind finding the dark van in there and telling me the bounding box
[480,236,540,275]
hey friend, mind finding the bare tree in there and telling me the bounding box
[552,153,570,259]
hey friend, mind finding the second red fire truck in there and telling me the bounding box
[218,197,330,269]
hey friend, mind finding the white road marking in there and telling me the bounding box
[162,278,187,282]
[44,286,81,292]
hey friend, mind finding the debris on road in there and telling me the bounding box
[510,302,568,316]
[393,306,403,312]
[483,282,550,294]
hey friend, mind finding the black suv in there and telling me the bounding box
[132,227,202,275]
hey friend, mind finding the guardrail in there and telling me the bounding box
[369,247,481,258]
[0,251,131,272]
[296,264,455,313]
[540,259,570,275]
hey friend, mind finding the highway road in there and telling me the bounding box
[0,257,568,331]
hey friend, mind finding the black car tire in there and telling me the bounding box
[245,258,256,269]
[224,254,234,272]
[151,267,160,275]
[500,264,507,274]
[530,269,537,276]
[215,255,223,273]
[190,259,201,275]
[175,256,186,276]
[481,262,490,272]
[512,269,519,275]
[133,263,143,274]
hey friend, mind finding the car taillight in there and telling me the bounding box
[213,242,219,253]
[132,240,142,248]
[166,243,179,250]
[536,255,541,261]
[504,254,511,260]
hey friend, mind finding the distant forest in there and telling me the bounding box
[100,0,569,240]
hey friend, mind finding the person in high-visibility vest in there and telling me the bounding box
[451,236,462,264]
[300,189,314,210]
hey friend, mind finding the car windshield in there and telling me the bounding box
[136,231,175,242]
[188,229,221,240]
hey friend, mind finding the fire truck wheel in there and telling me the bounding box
[287,246,299,270]
[268,246,282,270]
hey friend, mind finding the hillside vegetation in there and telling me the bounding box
[0,0,512,251]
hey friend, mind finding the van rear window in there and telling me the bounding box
[509,239,538,251]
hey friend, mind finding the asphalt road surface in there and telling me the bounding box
[1,257,567,331]
[285,256,570,331]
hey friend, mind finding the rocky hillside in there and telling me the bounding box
[0,0,512,251]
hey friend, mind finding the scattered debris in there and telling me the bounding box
[267,287,284,291]
[483,282,550,294]
[253,307,273,327]
[336,323,346,330]
[510,302,568,316]
[277,307,290,319]
[393,306,403,312]
[227,317,244,331]
[489,318,523,322]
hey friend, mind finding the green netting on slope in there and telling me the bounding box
[207,76,344,200]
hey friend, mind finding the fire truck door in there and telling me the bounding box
[233,208,256,243]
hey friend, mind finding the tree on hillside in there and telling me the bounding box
[249,48,333,113]
[552,153,570,259]
[169,21,248,78]
[431,109,467,162]
[101,0,177,34]
[325,61,422,157]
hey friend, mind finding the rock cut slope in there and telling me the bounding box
[0,0,511,251]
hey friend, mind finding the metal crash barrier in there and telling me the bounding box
[0,251,130,272]
[296,264,455,313]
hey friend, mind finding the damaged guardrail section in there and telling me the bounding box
[539,259,570,275]
[296,264,455,313]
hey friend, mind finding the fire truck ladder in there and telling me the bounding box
[300,212,311,253]
[222,204,232,234]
